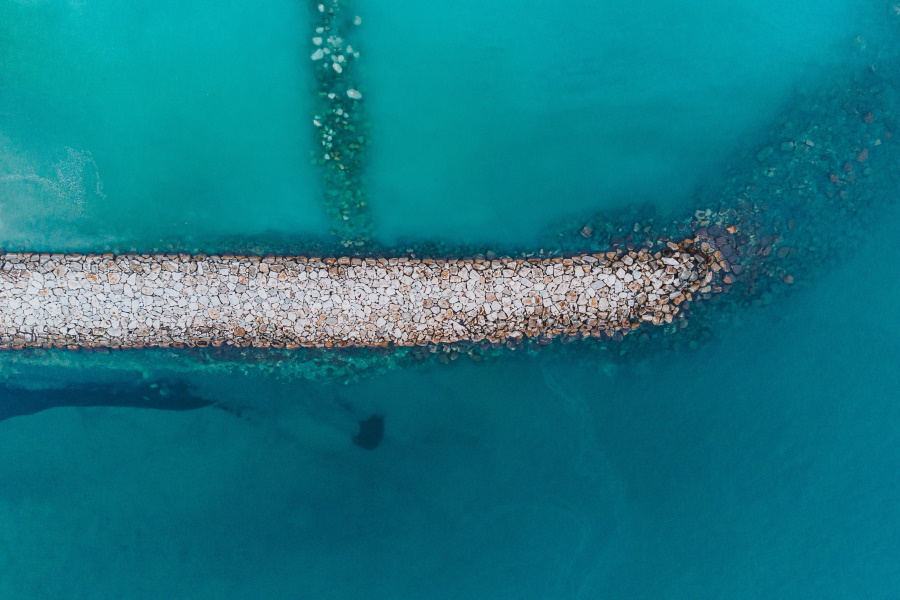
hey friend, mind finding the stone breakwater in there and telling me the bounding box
[0,246,714,349]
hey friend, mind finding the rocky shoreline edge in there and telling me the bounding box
[0,239,721,350]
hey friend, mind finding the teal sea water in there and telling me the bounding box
[1,0,899,598]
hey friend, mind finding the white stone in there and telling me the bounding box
[0,250,707,348]
[346,89,363,100]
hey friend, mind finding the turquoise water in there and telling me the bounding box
[0,0,325,251]
[2,0,900,598]
[357,0,866,244]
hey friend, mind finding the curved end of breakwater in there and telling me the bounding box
[0,236,728,351]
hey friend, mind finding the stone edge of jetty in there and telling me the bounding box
[0,240,723,350]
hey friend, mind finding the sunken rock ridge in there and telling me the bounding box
[0,245,715,349]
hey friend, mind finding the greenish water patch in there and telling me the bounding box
[355,0,866,246]
[0,0,327,252]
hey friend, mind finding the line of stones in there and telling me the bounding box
[0,242,717,350]
[309,0,371,246]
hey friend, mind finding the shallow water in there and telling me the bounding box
[1,0,899,598]
[0,0,326,251]
[356,0,867,244]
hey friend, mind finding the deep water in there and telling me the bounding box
[1,0,899,598]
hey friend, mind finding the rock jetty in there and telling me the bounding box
[0,246,715,349]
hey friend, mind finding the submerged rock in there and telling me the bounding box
[353,414,384,450]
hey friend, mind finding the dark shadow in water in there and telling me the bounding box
[353,414,384,450]
[0,380,213,423]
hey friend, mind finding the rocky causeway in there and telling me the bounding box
[0,244,717,349]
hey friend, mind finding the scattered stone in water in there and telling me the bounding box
[756,146,774,162]
[347,88,362,100]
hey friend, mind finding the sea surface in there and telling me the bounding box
[1,0,899,598]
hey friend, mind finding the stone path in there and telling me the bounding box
[0,246,714,349]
